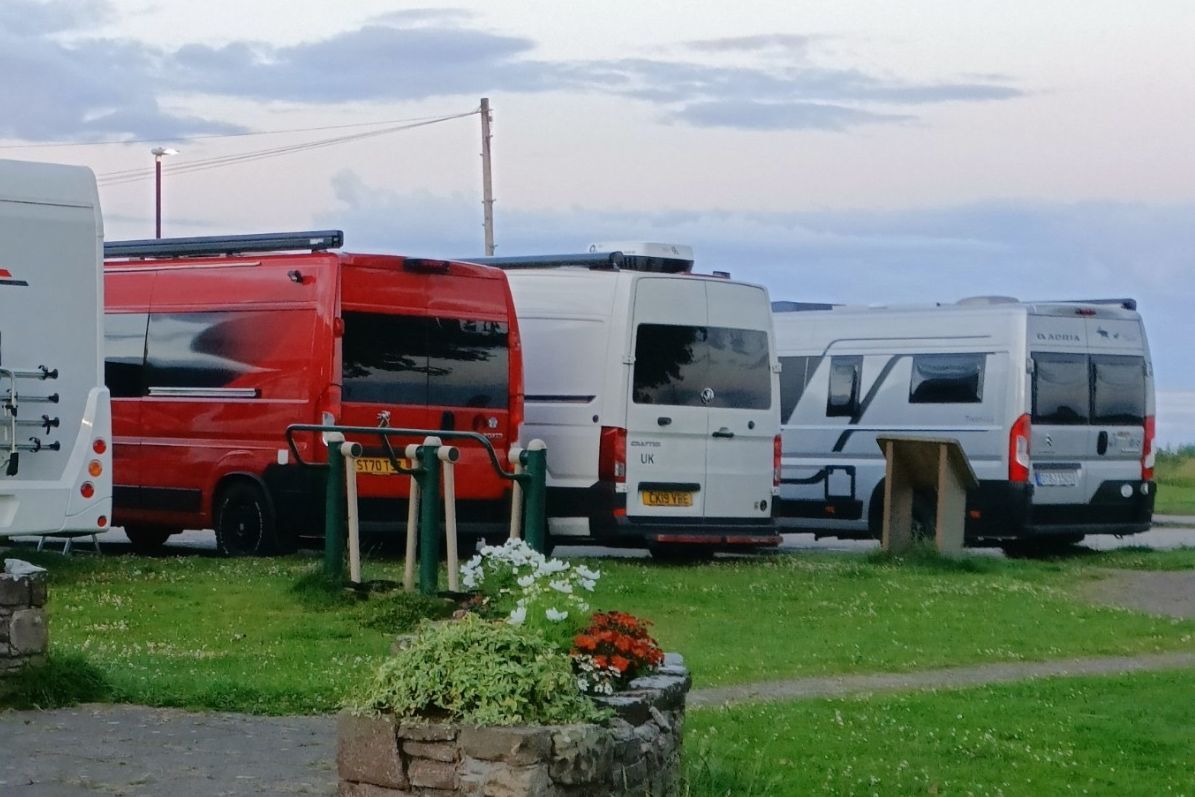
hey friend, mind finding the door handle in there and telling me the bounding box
[1097,430,1109,455]
[712,427,735,439]
[657,416,672,426]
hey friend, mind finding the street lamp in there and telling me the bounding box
[151,147,178,239]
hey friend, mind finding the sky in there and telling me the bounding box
[2,0,1193,443]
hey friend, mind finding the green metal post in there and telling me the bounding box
[416,438,442,595]
[522,439,548,554]
[324,433,346,581]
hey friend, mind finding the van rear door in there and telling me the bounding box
[703,283,776,522]
[626,278,710,521]
[1084,317,1148,493]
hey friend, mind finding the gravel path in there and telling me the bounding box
[1080,569,1195,618]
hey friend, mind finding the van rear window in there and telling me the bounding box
[342,312,508,409]
[1032,352,1089,425]
[633,324,771,410]
[1092,354,1146,425]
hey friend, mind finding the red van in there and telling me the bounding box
[103,231,524,555]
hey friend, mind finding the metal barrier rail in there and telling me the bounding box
[284,423,548,594]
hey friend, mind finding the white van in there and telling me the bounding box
[771,296,1156,551]
[469,244,781,555]
[0,160,112,536]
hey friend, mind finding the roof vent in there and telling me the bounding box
[956,295,1020,306]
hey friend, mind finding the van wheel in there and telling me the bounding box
[214,481,276,557]
[1002,535,1085,558]
[124,526,173,553]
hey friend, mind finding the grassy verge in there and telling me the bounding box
[2,545,1192,713]
[598,548,1195,687]
[684,667,1195,796]
[1155,448,1195,515]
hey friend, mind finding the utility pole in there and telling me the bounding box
[480,97,495,256]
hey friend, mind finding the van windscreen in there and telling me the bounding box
[633,323,771,410]
[1092,354,1146,425]
[342,312,508,408]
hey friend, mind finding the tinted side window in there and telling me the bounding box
[427,319,509,409]
[1092,354,1145,425]
[909,353,985,404]
[826,356,862,417]
[778,355,822,422]
[104,312,148,398]
[1032,352,1089,424]
[342,312,428,405]
[704,326,771,410]
[633,324,771,409]
[145,312,260,389]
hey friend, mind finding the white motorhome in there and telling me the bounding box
[0,160,112,536]
[772,296,1155,551]
[469,244,781,555]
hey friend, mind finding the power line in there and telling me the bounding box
[95,110,478,187]
[0,111,477,151]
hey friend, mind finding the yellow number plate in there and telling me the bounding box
[641,490,694,507]
[355,457,409,475]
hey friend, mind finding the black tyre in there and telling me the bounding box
[1001,535,1086,558]
[648,543,716,562]
[214,481,277,556]
[124,526,173,553]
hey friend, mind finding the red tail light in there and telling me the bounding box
[599,426,627,483]
[1009,414,1031,483]
[773,434,783,488]
[1142,415,1156,481]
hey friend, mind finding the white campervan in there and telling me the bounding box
[0,160,112,536]
[470,244,781,555]
[771,296,1155,551]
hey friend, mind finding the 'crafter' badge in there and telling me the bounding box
[700,387,715,405]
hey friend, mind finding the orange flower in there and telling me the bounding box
[593,655,609,668]
[611,655,631,673]
[573,635,597,652]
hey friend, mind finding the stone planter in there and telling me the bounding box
[338,655,691,797]
[0,562,49,676]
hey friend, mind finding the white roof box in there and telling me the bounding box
[588,241,694,273]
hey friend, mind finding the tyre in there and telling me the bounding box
[124,526,173,553]
[214,480,277,556]
[1001,534,1086,558]
[648,543,716,562]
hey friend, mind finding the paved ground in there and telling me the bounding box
[1081,568,1195,618]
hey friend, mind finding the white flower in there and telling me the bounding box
[549,579,573,594]
[545,608,568,622]
[579,578,596,592]
[574,565,600,581]
[507,605,527,625]
[516,574,535,588]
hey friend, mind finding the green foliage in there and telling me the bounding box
[0,653,111,709]
[359,591,455,633]
[349,615,604,726]
[1155,447,1195,514]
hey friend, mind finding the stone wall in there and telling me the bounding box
[0,564,48,676]
[338,657,691,797]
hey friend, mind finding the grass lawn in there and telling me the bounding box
[684,667,1195,796]
[601,548,1195,688]
[2,544,1192,714]
[1155,449,1195,515]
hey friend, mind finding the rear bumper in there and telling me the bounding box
[967,479,1155,540]
[549,483,781,546]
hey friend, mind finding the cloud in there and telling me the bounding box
[320,172,1195,403]
[0,5,1022,140]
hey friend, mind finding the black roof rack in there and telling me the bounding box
[1034,297,1137,311]
[772,300,839,312]
[463,252,625,270]
[105,230,344,259]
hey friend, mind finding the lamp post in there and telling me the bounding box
[151,147,178,238]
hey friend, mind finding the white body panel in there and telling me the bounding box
[774,298,1154,539]
[0,160,112,536]
[506,267,780,540]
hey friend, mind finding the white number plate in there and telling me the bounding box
[1035,469,1079,487]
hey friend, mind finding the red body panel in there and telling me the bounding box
[104,250,523,534]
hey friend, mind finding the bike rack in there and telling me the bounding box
[284,423,548,594]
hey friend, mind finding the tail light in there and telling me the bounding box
[1009,414,1031,483]
[1142,415,1156,481]
[80,481,95,499]
[598,426,627,483]
[773,434,783,488]
[88,459,103,477]
[92,438,107,455]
